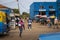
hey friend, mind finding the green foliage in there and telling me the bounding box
[21,12,30,19]
[13,9,19,13]
[22,12,30,17]
[20,15,24,18]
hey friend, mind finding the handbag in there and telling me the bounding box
[18,24,21,26]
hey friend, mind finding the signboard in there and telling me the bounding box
[39,9,46,11]
[9,21,16,30]
[49,9,55,11]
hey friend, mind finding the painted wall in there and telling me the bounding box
[30,2,57,19]
[57,0,60,20]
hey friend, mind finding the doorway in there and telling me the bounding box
[39,11,46,15]
[49,11,56,16]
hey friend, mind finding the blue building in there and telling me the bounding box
[30,0,60,20]
[57,0,60,19]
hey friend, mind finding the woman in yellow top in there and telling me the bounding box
[50,15,56,25]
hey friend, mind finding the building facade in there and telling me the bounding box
[57,0,60,19]
[30,0,60,20]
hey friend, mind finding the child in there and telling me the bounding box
[28,18,32,29]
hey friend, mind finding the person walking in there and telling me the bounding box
[15,17,20,26]
[50,15,55,25]
[28,18,32,30]
[18,20,25,37]
[22,19,25,30]
[47,18,51,28]
[54,18,59,29]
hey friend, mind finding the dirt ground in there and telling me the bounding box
[0,21,60,40]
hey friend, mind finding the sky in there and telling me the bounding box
[0,0,56,14]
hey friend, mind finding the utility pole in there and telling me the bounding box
[17,0,20,15]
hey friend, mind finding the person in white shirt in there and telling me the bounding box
[28,18,32,29]
[54,18,59,29]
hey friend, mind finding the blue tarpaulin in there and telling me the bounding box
[39,32,60,40]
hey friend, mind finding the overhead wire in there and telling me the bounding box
[0,0,29,13]
[1,0,28,10]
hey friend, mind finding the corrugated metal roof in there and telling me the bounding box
[0,4,8,8]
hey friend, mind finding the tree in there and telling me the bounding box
[22,12,30,16]
[22,12,30,19]
[13,9,19,13]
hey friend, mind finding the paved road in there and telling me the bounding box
[0,21,60,40]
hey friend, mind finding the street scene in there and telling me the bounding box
[0,20,60,40]
[0,0,60,40]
